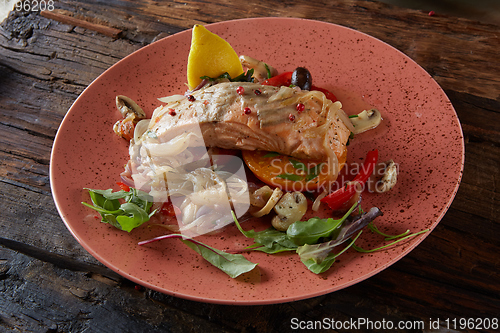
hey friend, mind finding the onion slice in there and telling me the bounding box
[157,94,186,103]
[312,189,328,211]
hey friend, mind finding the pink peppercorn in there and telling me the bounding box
[428,10,435,16]
[244,107,251,115]
[296,103,305,113]
[254,89,262,95]
[237,86,245,95]
[289,114,295,121]
[187,95,195,102]
[168,109,176,116]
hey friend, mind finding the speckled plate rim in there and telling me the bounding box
[50,17,465,305]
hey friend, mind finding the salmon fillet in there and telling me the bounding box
[146,81,350,162]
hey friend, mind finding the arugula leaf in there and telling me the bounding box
[299,231,362,273]
[182,239,257,278]
[300,252,337,274]
[138,234,258,278]
[115,203,155,232]
[82,187,155,232]
[287,217,343,246]
[286,201,359,246]
[231,204,387,275]
[296,208,382,263]
[232,212,297,253]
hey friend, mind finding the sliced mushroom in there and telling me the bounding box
[251,187,283,218]
[249,185,272,207]
[116,95,146,119]
[271,192,307,231]
[350,108,382,134]
[368,159,398,193]
[239,55,278,82]
[113,96,147,140]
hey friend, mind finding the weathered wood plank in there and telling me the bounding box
[0,181,94,260]
[399,214,500,295]
[1,11,140,86]
[448,90,500,146]
[2,242,497,333]
[0,247,237,333]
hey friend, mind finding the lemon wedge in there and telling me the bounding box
[187,24,244,89]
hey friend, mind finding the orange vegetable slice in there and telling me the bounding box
[242,150,346,192]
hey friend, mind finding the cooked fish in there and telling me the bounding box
[147,81,351,162]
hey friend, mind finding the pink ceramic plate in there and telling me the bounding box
[50,18,464,304]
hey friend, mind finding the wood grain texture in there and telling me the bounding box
[0,0,498,332]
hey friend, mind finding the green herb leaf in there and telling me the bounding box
[116,203,152,232]
[138,233,258,278]
[264,63,271,79]
[295,207,382,264]
[232,68,255,82]
[82,187,155,232]
[288,160,323,181]
[200,72,231,81]
[305,163,323,181]
[287,217,343,245]
[200,69,255,83]
[299,231,362,273]
[286,202,359,246]
[305,173,318,181]
[348,114,359,118]
[289,159,307,171]
[232,212,297,253]
[346,132,355,146]
[300,252,337,274]
[181,238,258,278]
[262,152,280,158]
[368,222,410,240]
[353,229,429,253]
[276,173,303,181]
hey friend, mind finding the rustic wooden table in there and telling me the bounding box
[1,1,499,332]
